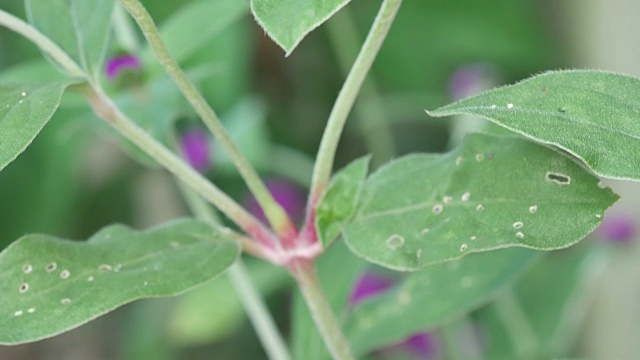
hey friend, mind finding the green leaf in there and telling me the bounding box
[346,248,540,355]
[0,80,78,172]
[25,0,115,78]
[143,0,249,67]
[427,70,640,181]
[251,0,352,55]
[316,156,371,247]
[343,133,618,271]
[478,244,610,359]
[0,219,239,345]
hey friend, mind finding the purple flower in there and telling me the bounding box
[105,54,141,79]
[448,63,500,100]
[597,212,636,243]
[404,332,439,360]
[348,271,395,306]
[244,178,306,224]
[180,128,211,172]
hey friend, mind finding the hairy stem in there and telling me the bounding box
[177,178,292,360]
[83,86,274,248]
[0,9,83,77]
[326,8,396,168]
[290,260,355,360]
[309,0,403,204]
[118,0,296,241]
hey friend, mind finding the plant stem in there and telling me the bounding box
[83,85,275,248]
[290,260,355,360]
[440,316,483,360]
[309,0,403,204]
[326,8,396,168]
[0,9,83,77]
[112,2,140,53]
[118,0,296,240]
[494,288,540,360]
[177,177,292,360]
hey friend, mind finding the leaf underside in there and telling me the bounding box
[428,70,640,181]
[343,133,618,271]
[0,219,239,345]
[251,0,352,55]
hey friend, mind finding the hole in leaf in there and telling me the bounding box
[546,172,571,185]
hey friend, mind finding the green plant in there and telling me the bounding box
[0,1,637,359]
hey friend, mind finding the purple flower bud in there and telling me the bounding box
[448,63,500,100]
[597,213,636,243]
[244,178,306,224]
[105,54,141,79]
[180,128,211,173]
[403,332,439,360]
[348,271,395,306]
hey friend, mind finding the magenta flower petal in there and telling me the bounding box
[348,271,395,306]
[244,178,306,224]
[180,129,211,172]
[404,332,439,360]
[448,63,499,100]
[597,213,636,243]
[105,54,141,79]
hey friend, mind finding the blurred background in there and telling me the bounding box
[0,0,639,358]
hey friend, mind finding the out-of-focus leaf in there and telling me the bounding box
[251,0,352,55]
[343,133,618,271]
[477,244,610,359]
[25,0,115,78]
[0,80,79,172]
[142,0,249,67]
[345,248,539,355]
[316,156,370,247]
[0,219,239,345]
[428,70,640,181]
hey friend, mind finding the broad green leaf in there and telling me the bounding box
[251,0,352,55]
[427,70,640,181]
[143,0,249,67]
[477,244,610,359]
[343,133,618,271]
[0,80,78,172]
[0,219,239,345]
[346,248,539,355]
[316,156,371,247]
[25,0,115,78]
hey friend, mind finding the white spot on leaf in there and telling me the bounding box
[516,232,525,239]
[475,153,484,162]
[513,221,523,229]
[14,310,23,317]
[490,105,497,109]
[23,264,33,274]
[461,192,471,202]
[507,103,514,109]
[87,276,94,282]
[416,249,423,259]
[546,172,571,185]
[470,236,477,241]
[420,228,430,235]
[170,241,180,248]
[98,264,113,271]
[476,204,484,211]
[61,298,71,305]
[19,283,29,293]
[443,196,453,204]
[45,262,57,272]
[27,308,35,314]
[460,243,468,252]
[386,234,405,250]
[60,270,70,279]
[21,92,26,97]
[432,204,443,214]
[455,156,463,166]
[397,290,411,305]
[529,205,538,214]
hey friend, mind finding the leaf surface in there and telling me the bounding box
[428,70,640,180]
[0,80,78,172]
[0,219,239,345]
[25,0,115,78]
[251,0,352,55]
[343,133,618,271]
[316,156,371,247]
